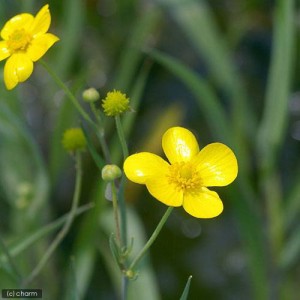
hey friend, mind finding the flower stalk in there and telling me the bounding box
[111,181,122,247]
[115,115,129,160]
[40,59,95,127]
[0,236,22,283]
[127,206,174,275]
[21,151,83,286]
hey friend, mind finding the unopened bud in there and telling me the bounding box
[82,87,100,102]
[62,128,87,153]
[102,164,122,181]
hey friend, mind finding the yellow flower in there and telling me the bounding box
[0,4,59,90]
[102,90,129,116]
[124,127,238,218]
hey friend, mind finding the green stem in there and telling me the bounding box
[111,180,128,300]
[118,177,128,249]
[114,115,128,248]
[21,152,83,286]
[111,182,122,247]
[0,236,22,283]
[40,59,95,127]
[122,276,128,300]
[96,129,112,163]
[90,102,103,125]
[115,115,129,159]
[114,115,130,299]
[128,207,173,272]
[90,103,111,163]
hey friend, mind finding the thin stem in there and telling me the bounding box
[22,152,83,286]
[90,102,103,125]
[114,116,128,248]
[89,103,111,163]
[118,176,128,249]
[40,59,95,127]
[96,129,112,163]
[111,182,122,247]
[0,236,22,283]
[115,115,129,159]
[122,276,128,300]
[114,115,130,299]
[128,207,173,271]
[44,63,111,164]
[111,180,128,300]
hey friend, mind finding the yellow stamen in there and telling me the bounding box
[7,29,32,52]
[167,162,202,192]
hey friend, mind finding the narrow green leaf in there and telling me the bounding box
[62,183,106,299]
[0,237,21,282]
[0,203,93,265]
[280,224,300,269]
[227,187,269,300]
[257,0,295,171]
[0,102,49,220]
[109,233,122,270]
[156,0,254,130]
[157,0,235,93]
[64,257,81,300]
[284,169,300,230]
[148,49,230,142]
[82,124,105,170]
[255,0,296,288]
[179,275,192,300]
[55,0,85,78]
[113,8,161,91]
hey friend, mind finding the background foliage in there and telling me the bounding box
[0,0,299,299]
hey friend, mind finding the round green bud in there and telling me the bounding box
[101,164,122,181]
[62,128,87,153]
[82,87,100,102]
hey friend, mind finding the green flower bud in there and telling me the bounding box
[102,164,122,181]
[82,87,100,102]
[62,128,87,153]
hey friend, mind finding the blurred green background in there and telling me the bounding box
[0,0,299,299]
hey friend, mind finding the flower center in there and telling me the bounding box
[7,29,32,52]
[168,162,202,192]
[102,90,130,117]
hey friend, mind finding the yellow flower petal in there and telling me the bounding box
[194,143,238,186]
[27,33,59,61]
[123,152,169,184]
[146,176,183,207]
[162,127,199,164]
[0,41,10,61]
[1,14,34,40]
[183,187,223,218]
[30,4,51,37]
[4,53,33,90]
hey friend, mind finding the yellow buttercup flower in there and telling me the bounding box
[0,4,59,90]
[124,127,238,218]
